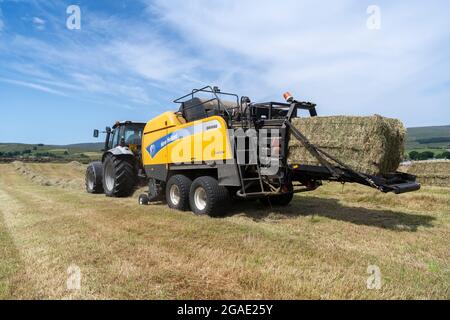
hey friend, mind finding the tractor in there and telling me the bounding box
[85,121,146,197]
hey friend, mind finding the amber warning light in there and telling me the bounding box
[283,92,294,103]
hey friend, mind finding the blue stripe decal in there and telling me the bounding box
[146,120,221,158]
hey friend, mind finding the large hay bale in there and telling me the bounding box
[288,115,406,175]
[399,161,450,187]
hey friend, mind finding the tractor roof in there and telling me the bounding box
[112,121,146,129]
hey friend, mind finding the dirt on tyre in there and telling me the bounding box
[102,154,136,197]
[86,161,104,194]
[165,175,192,211]
[189,176,229,217]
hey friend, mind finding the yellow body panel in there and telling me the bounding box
[142,113,233,165]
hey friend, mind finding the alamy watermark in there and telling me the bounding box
[66,5,81,30]
[366,265,382,290]
[366,5,381,30]
[66,264,81,291]
[155,127,281,175]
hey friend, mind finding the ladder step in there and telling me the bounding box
[236,191,279,198]
[242,177,261,181]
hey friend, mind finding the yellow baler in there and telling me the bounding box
[136,86,420,216]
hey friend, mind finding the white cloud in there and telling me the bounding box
[32,16,45,25]
[0,5,211,112]
[1,0,450,126]
[0,77,66,96]
[109,41,198,83]
[32,16,45,30]
[146,0,450,126]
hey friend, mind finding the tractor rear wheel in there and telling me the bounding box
[189,176,229,217]
[102,154,136,197]
[85,161,104,194]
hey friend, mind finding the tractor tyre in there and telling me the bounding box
[189,176,229,217]
[85,161,104,194]
[165,175,192,211]
[102,154,136,197]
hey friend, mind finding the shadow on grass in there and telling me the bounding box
[228,196,435,232]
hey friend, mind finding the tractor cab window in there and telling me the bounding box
[106,124,144,150]
[124,127,142,146]
[108,128,120,149]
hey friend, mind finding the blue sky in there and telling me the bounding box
[0,0,449,144]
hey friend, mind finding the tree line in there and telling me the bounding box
[409,150,450,161]
[0,150,88,159]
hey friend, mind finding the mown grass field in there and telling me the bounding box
[0,163,449,299]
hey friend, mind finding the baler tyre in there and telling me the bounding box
[271,190,294,206]
[259,183,294,207]
[165,175,192,211]
[85,161,104,194]
[189,176,229,217]
[102,154,136,197]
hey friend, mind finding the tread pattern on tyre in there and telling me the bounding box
[166,174,192,211]
[103,154,136,197]
[190,176,229,217]
[86,161,104,194]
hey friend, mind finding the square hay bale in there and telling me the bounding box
[287,115,406,175]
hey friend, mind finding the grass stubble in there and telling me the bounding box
[0,163,448,299]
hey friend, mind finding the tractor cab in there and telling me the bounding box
[87,121,147,197]
[94,121,146,154]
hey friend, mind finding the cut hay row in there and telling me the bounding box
[399,160,450,187]
[287,115,406,175]
[11,161,85,190]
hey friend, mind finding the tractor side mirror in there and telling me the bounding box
[106,126,111,133]
[93,129,99,138]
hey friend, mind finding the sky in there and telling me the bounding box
[0,0,449,144]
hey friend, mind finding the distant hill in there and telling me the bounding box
[0,142,103,153]
[63,142,105,152]
[0,142,103,163]
[406,125,450,152]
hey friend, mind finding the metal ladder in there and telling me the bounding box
[235,137,265,197]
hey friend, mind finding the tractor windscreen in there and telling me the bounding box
[123,125,143,147]
[107,123,145,150]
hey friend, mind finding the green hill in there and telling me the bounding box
[406,125,450,156]
[0,142,103,153]
[0,142,103,162]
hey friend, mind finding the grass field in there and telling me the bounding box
[0,163,449,299]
